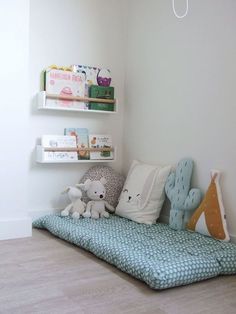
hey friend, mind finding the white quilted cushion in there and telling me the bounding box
[116,160,171,224]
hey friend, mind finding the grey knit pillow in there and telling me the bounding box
[79,166,125,207]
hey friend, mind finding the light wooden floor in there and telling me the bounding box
[0,230,236,314]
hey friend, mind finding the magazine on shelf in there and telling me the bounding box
[89,134,113,160]
[64,128,90,160]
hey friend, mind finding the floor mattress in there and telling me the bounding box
[33,214,236,289]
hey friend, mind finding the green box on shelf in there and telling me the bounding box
[89,85,115,111]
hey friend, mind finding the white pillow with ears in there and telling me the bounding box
[116,160,171,224]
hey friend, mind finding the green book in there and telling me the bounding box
[89,85,114,111]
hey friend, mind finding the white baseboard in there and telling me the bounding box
[29,208,61,221]
[0,216,32,240]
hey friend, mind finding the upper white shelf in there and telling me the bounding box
[37,91,117,114]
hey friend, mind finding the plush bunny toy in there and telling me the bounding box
[77,177,115,219]
[61,186,86,219]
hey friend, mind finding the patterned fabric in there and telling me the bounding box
[79,166,125,207]
[33,214,236,290]
[165,158,202,230]
[188,171,230,241]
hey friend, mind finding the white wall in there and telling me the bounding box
[1,0,235,241]
[29,0,126,215]
[123,0,236,239]
[0,0,31,239]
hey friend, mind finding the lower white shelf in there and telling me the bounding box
[36,145,116,164]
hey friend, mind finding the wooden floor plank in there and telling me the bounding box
[0,229,235,314]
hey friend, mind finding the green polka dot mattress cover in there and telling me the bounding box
[33,214,236,290]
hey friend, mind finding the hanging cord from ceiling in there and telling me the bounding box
[172,0,189,19]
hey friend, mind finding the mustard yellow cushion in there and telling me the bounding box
[187,170,230,242]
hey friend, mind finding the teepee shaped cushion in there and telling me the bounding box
[187,170,230,241]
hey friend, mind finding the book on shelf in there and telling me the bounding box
[89,85,115,111]
[44,68,88,110]
[71,65,100,86]
[42,151,78,162]
[41,135,77,148]
[40,135,78,162]
[89,134,113,160]
[64,128,90,160]
[71,65,100,106]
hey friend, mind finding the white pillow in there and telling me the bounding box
[116,160,171,224]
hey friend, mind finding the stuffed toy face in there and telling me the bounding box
[81,177,107,201]
[121,188,141,206]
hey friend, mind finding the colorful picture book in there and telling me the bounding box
[64,128,90,160]
[89,134,113,160]
[44,68,88,110]
[71,65,99,86]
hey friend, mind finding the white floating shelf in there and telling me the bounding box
[37,91,117,114]
[36,145,116,164]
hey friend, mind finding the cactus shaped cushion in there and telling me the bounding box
[165,158,202,230]
[187,170,230,242]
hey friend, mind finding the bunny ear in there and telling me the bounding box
[61,187,70,194]
[75,185,82,192]
[100,177,107,185]
[84,179,92,191]
[76,179,91,191]
[76,183,85,190]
